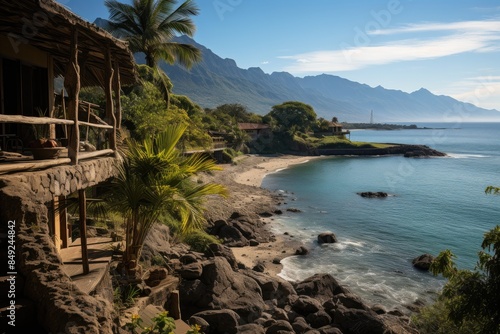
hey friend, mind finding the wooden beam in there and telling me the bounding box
[64,28,80,164]
[104,47,116,150]
[79,189,89,275]
[0,114,74,125]
[0,158,71,174]
[78,121,113,129]
[78,149,114,160]
[113,62,122,129]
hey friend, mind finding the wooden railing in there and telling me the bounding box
[0,105,116,172]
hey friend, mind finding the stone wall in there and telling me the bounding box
[0,157,120,333]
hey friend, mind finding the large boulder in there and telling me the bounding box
[306,310,332,328]
[191,309,240,334]
[318,232,338,244]
[412,254,434,271]
[179,257,266,322]
[265,320,294,334]
[292,295,323,315]
[294,274,350,303]
[179,262,203,280]
[243,269,297,307]
[206,243,238,270]
[334,293,371,311]
[237,323,266,334]
[334,305,386,334]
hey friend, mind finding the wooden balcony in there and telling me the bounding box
[0,100,117,174]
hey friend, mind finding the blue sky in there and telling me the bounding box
[58,0,500,111]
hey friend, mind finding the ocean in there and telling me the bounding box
[261,122,500,311]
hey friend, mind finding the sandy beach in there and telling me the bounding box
[204,154,321,278]
[233,154,319,187]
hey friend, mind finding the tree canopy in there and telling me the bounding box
[267,101,317,135]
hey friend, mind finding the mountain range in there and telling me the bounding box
[157,36,500,122]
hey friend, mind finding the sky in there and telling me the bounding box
[57,0,500,111]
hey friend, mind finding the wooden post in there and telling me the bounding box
[79,189,89,274]
[60,195,69,249]
[64,28,80,164]
[47,55,56,139]
[113,62,122,130]
[104,47,116,150]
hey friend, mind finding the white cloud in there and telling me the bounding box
[280,19,500,74]
[446,76,500,110]
[369,19,500,35]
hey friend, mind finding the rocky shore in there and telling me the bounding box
[151,154,421,333]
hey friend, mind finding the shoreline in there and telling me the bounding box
[233,154,323,187]
[205,154,323,278]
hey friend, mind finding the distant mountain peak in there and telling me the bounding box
[161,36,500,122]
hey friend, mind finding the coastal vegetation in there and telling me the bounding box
[413,187,500,334]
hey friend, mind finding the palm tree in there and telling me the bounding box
[105,0,202,104]
[109,124,227,273]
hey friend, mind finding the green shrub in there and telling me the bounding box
[183,230,220,252]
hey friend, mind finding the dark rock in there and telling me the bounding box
[265,320,294,334]
[218,224,249,247]
[274,209,283,215]
[144,267,168,287]
[412,253,434,271]
[292,295,323,315]
[306,310,332,328]
[322,299,336,313]
[287,207,302,213]
[230,212,243,219]
[317,326,343,334]
[334,293,371,311]
[179,262,203,280]
[192,309,240,334]
[209,219,229,235]
[243,269,297,307]
[292,317,312,334]
[295,246,310,255]
[179,257,265,322]
[318,232,338,244]
[259,211,274,217]
[295,274,350,303]
[206,243,238,270]
[180,253,199,265]
[250,239,260,246]
[253,262,266,272]
[371,304,387,314]
[188,316,209,333]
[237,323,266,334]
[272,258,281,264]
[270,307,289,321]
[357,192,389,198]
[334,305,386,334]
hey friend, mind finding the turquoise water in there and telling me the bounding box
[262,122,500,310]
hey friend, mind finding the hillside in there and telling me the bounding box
[159,36,500,122]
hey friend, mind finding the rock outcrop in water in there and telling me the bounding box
[412,254,435,271]
[357,191,389,198]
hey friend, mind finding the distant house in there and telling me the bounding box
[328,122,350,138]
[238,122,271,141]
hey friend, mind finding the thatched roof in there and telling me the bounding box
[0,0,137,87]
